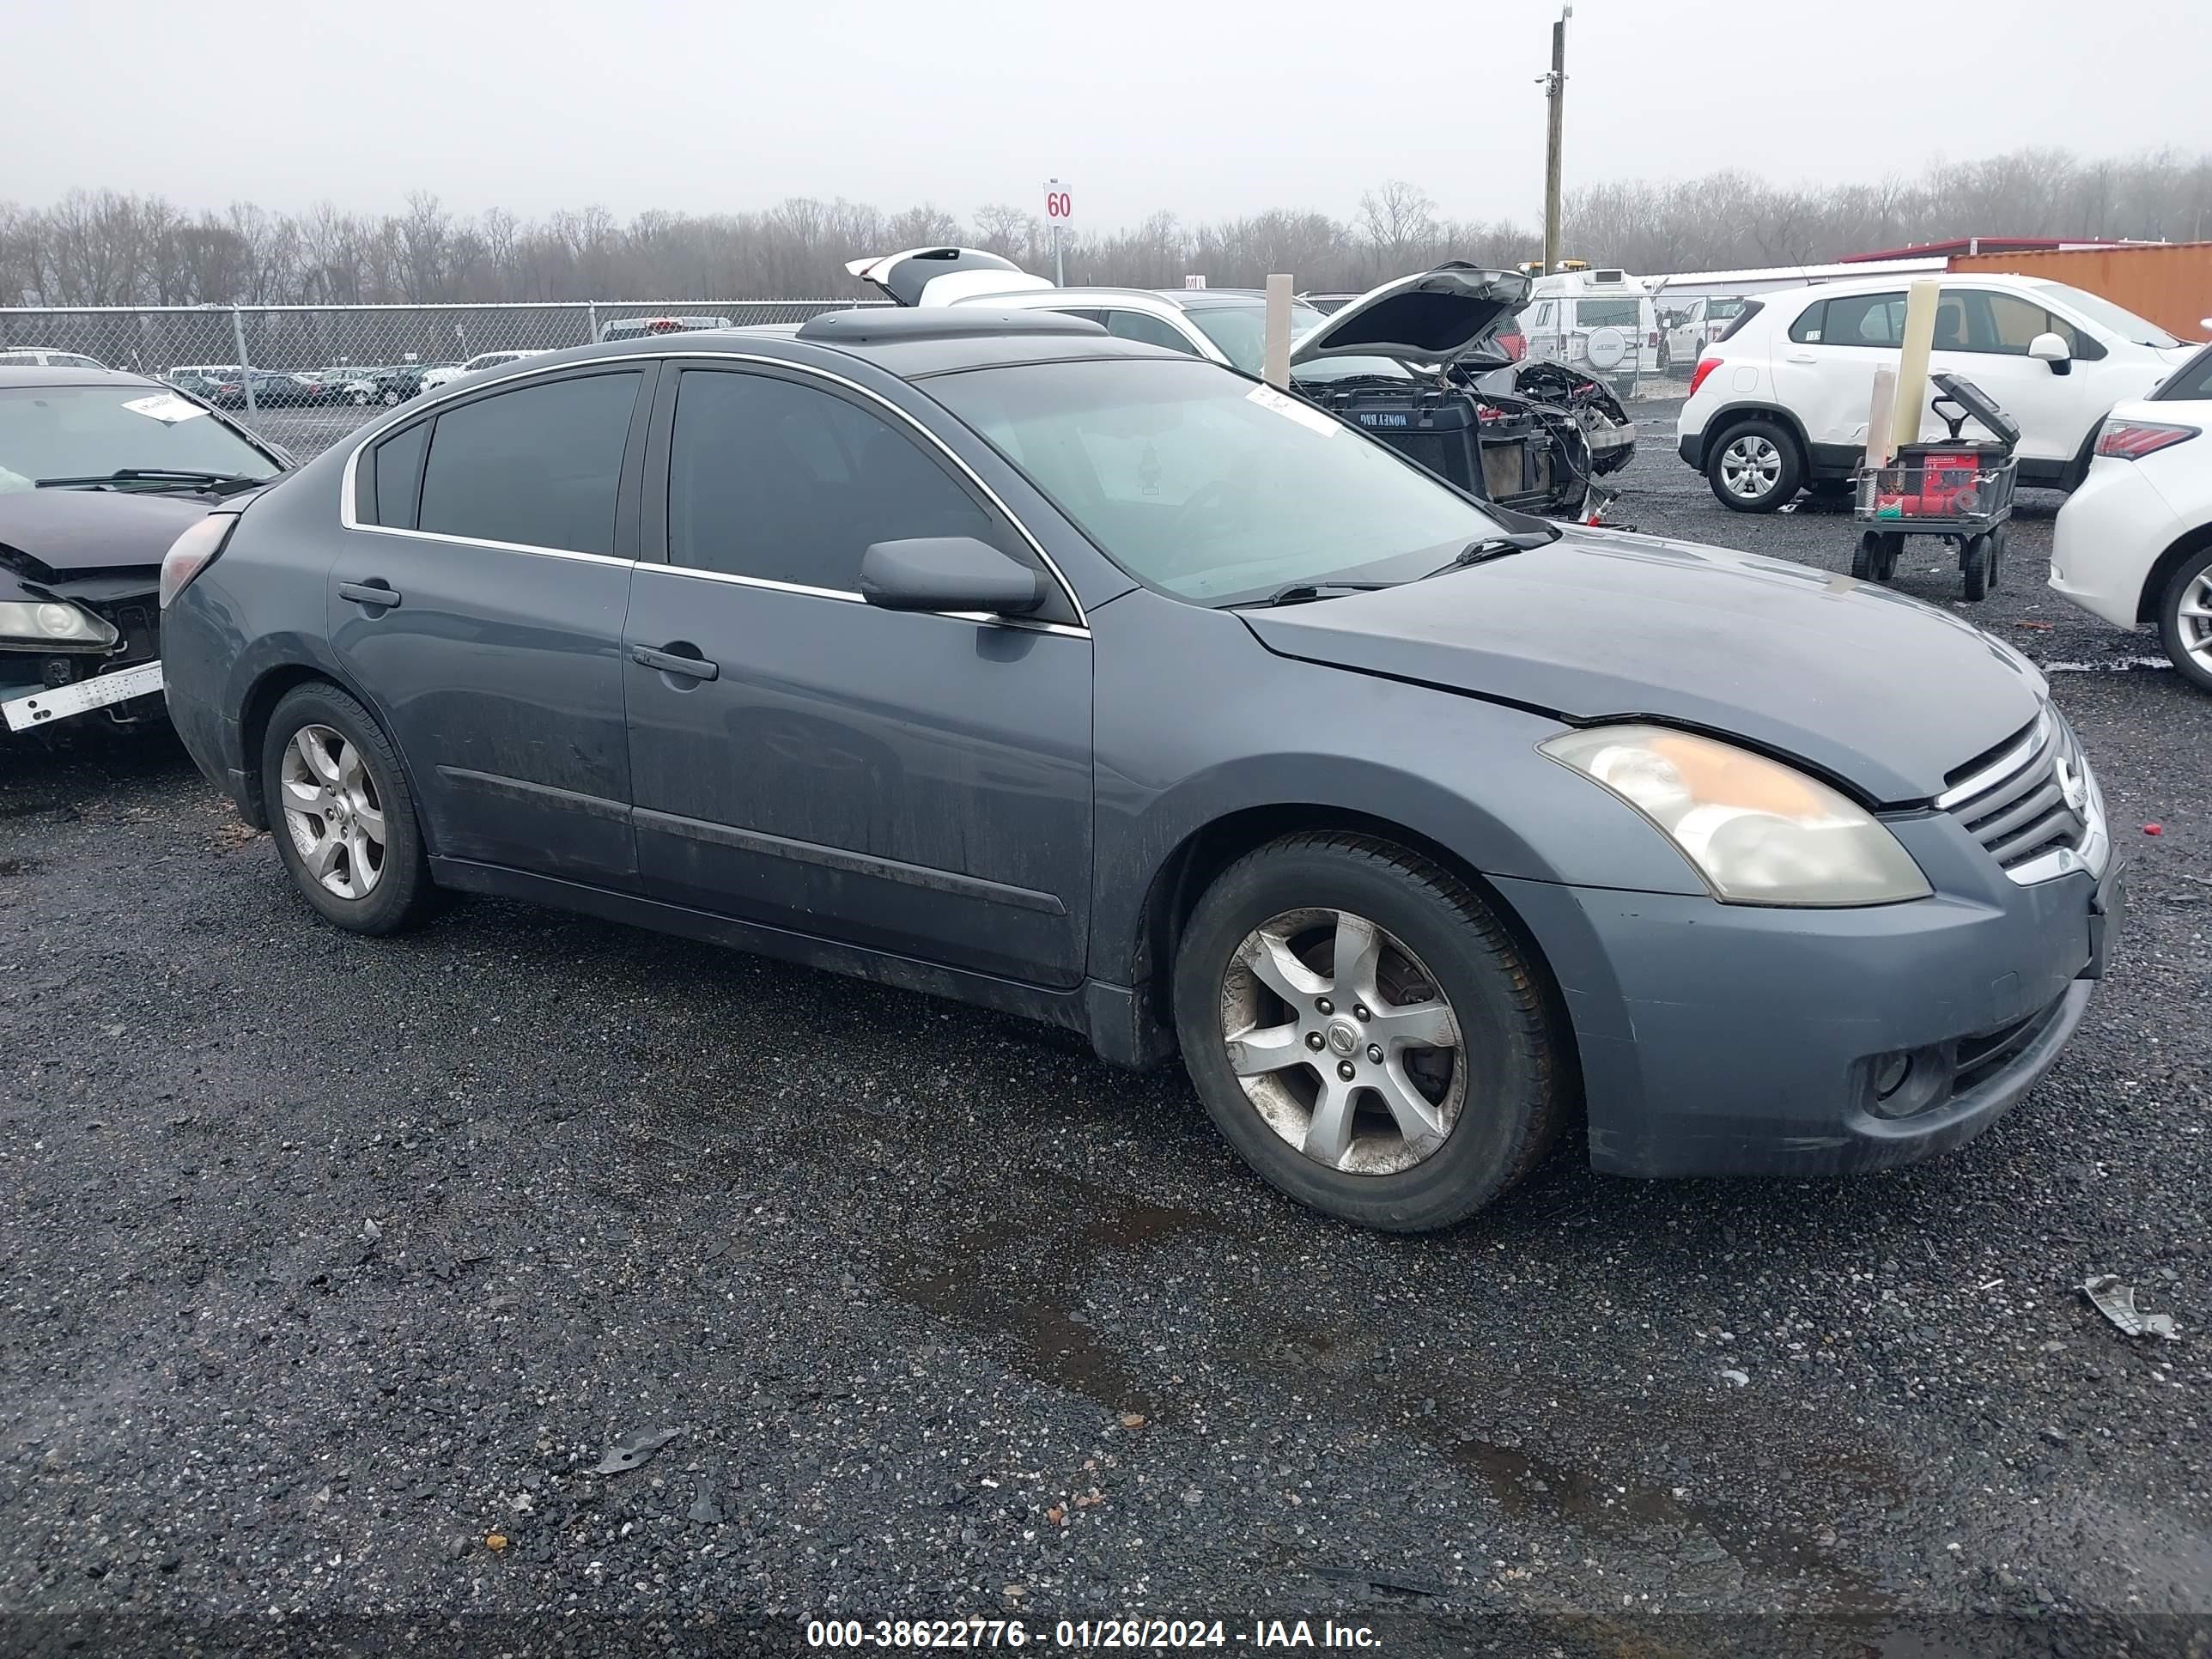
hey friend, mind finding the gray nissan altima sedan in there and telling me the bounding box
[157,307,2124,1231]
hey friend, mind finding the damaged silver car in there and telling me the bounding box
[846,248,1635,516]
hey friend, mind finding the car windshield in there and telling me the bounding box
[0,385,281,492]
[1184,301,1329,374]
[2033,282,2179,348]
[928,357,1504,605]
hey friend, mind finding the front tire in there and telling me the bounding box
[260,683,434,935]
[1705,419,1802,513]
[1172,833,1564,1232]
[2157,544,2212,695]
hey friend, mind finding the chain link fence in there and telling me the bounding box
[0,301,883,458]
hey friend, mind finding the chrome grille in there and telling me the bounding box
[1937,708,2106,885]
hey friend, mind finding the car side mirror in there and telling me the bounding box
[859,537,1045,616]
[2028,331,2072,374]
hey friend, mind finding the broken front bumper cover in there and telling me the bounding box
[3,658,165,732]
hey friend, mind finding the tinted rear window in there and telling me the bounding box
[2153,344,2212,403]
[416,371,639,555]
[1575,300,1641,328]
[371,421,430,528]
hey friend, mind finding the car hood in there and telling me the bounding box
[0,489,213,581]
[1291,264,1532,368]
[1240,529,2046,804]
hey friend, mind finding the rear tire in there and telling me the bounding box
[1961,534,1992,603]
[259,683,435,935]
[1172,833,1564,1232]
[1705,419,1802,513]
[1851,530,1882,582]
[2156,544,2212,695]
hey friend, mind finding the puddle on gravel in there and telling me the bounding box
[887,1172,1220,1418]
[1447,1436,1891,1612]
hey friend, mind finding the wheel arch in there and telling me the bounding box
[1702,401,1814,470]
[1127,802,1583,1105]
[2136,520,2212,625]
[234,659,432,848]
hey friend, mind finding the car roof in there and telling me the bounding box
[0,365,163,390]
[454,309,1182,391]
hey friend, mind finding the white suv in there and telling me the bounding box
[2050,343,2212,690]
[1677,274,2197,512]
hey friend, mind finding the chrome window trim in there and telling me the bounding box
[1934,710,2051,810]
[337,348,1089,627]
[629,562,1091,638]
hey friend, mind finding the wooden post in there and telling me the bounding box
[1263,274,1293,389]
[1865,366,1898,471]
[1890,279,1942,456]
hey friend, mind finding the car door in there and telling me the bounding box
[1771,289,1907,454]
[1929,286,2105,468]
[623,360,1093,988]
[335,362,653,886]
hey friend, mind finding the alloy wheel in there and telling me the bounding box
[1218,907,1467,1176]
[2177,570,2212,671]
[279,724,386,899]
[1719,434,1782,500]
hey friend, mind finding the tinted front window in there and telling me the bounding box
[0,385,282,493]
[416,371,639,555]
[2031,282,2178,348]
[930,357,1504,606]
[667,369,1006,591]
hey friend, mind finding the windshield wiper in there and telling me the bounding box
[36,467,268,495]
[1237,580,1397,609]
[1422,529,1558,579]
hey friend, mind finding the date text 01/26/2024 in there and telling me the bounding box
[803,1618,1382,1649]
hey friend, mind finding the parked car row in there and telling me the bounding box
[848,247,1636,518]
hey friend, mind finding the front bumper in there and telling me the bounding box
[1496,828,2119,1178]
[3,659,166,732]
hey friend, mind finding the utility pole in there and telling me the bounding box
[1540,5,1571,276]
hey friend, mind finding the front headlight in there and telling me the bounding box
[0,599,118,653]
[1540,724,1931,906]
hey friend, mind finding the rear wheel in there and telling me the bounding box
[1172,833,1563,1232]
[1851,530,1884,582]
[2156,544,2212,695]
[1961,533,1993,603]
[259,683,434,935]
[1705,419,1802,513]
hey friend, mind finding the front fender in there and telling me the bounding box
[1086,589,1705,985]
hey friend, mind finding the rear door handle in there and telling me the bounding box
[631,643,720,682]
[338,580,402,607]
[1785,352,1818,364]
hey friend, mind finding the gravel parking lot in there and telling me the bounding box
[3,401,2208,1656]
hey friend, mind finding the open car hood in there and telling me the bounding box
[845,247,1056,309]
[1291,264,1532,368]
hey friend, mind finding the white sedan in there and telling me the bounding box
[2051,341,2212,690]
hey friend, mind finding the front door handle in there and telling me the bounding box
[632,643,720,682]
[338,580,402,607]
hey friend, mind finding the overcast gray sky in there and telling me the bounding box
[10,0,2211,228]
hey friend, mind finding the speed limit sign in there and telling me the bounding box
[1042,180,1074,227]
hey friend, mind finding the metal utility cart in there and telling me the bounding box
[1851,371,2021,602]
